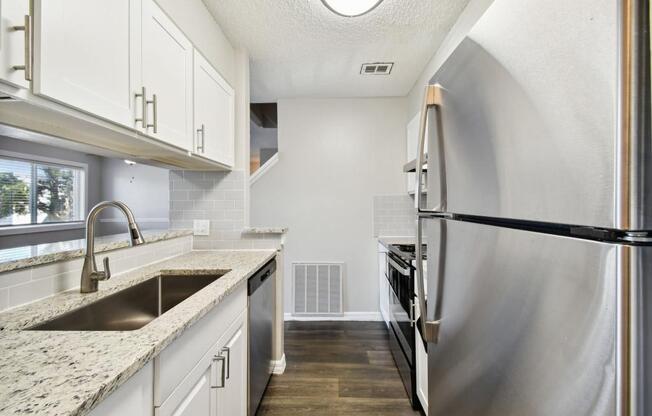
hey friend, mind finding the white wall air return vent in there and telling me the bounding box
[293,262,343,316]
[360,62,394,75]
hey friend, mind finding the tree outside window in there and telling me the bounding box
[0,156,85,227]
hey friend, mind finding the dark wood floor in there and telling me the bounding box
[256,321,422,416]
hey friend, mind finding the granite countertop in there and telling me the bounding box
[0,229,193,274]
[0,249,276,416]
[241,227,288,234]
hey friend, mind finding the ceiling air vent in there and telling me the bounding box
[360,62,393,75]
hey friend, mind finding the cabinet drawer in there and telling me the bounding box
[154,283,246,405]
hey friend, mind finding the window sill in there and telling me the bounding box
[0,222,85,236]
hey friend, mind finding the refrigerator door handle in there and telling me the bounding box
[416,84,444,343]
[416,217,441,343]
[416,84,443,214]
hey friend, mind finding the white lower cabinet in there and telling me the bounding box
[167,367,215,416]
[89,282,249,416]
[88,362,154,416]
[155,283,248,416]
[378,242,389,326]
[216,315,247,415]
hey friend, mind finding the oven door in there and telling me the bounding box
[389,286,414,364]
[388,271,417,407]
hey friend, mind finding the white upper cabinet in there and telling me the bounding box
[0,0,232,170]
[141,0,193,150]
[0,0,31,88]
[193,50,235,167]
[33,0,141,128]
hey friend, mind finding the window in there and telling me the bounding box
[0,154,86,227]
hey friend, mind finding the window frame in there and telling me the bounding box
[0,150,88,236]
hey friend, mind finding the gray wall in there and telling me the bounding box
[250,97,408,314]
[0,136,103,247]
[0,137,172,247]
[98,158,170,235]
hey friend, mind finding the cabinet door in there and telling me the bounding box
[0,0,30,88]
[141,0,193,150]
[378,249,389,326]
[193,50,234,167]
[33,0,141,127]
[166,367,215,416]
[216,312,247,416]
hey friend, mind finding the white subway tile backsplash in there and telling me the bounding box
[169,170,282,251]
[0,269,31,288]
[8,278,55,309]
[0,235,192,312]
[31,258,83,281]
[373,194,416,237]
[0,289,7,311]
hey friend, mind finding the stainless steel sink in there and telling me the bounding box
[28,274,226,331]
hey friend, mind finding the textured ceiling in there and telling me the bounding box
[203,0,471,102]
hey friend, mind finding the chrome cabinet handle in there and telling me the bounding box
[11,15,33,81]
[221,347,230,379]
[201,124,205,153]
[196,124,205,153]
[212,354,226,388]
[146,94,158,133]
[135,87,147,128]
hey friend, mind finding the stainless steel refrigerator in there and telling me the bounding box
[413,0,651,415]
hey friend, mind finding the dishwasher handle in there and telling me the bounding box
[248,259,277,295]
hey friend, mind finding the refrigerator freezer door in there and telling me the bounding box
[426,218,620,416]
[425,0,650,230]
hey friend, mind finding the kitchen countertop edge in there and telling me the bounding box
[0,249,277,416]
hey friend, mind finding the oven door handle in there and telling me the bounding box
[387,255,410,276]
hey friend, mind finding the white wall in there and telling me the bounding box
[250,98,408,314]
[407,0,495,116]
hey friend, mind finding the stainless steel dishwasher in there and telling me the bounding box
[248,259,275,415]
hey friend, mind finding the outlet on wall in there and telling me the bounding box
[193,220,210,236]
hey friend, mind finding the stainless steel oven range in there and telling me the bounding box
[385,243,425,411]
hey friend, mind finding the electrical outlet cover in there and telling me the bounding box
[193,220,210,236]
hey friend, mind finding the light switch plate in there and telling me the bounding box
[193,220,210,236]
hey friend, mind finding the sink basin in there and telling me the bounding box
[28,273,226,331]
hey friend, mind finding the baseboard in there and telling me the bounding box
[284,312,382,321]
[271,354,286,375]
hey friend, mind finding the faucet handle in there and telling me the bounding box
[92,257,112,281]
[101,257,111,280]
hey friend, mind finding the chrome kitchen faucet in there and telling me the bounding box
[80,201,144,293]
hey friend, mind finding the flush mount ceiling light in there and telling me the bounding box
[321,0,384,17]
